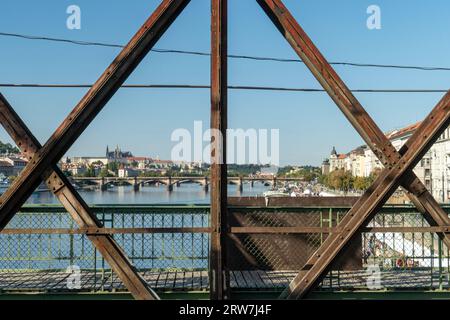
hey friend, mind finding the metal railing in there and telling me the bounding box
[1,205,210,271]
[0,204,450,294]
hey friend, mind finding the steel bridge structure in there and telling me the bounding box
[1,201,450,300]
[0,0,450,300]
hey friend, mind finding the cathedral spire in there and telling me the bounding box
[331,146,337,156]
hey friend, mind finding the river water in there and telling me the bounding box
[25,182,272,205]
[1,182,271,270]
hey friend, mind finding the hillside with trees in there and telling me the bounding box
[0,141,19,154]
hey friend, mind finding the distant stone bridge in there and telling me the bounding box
[70,176,305,192]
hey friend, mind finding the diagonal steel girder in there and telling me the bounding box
[283,93,450,298]
[0,0,190,230]
[257,0,450,278]
[256,0,450,298]
[0,94,158,300]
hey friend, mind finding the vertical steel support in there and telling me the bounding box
[210,0,229,300]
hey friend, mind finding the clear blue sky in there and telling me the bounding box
[1,0,450,166]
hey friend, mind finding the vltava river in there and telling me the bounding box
[25,182,271,205]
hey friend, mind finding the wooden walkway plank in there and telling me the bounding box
[232,271,247,288]
[0,269,442,292]
[241,271,258,289]
[256,270,275,288]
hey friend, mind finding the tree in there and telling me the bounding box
[353,176,371,191]
[327,169,354,192]
[130,161,138,168]
[106,161,120,174]
[62,170,72,177]
[99,167,114,178]
[318,174,328,186]
[301,170,317,182]
[0,141,19,154]
[280,166,319,182]
[83,165,96,177]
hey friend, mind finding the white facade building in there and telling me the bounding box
[325,121,439,199]
[428,127,450,202]
[71,157,109,166]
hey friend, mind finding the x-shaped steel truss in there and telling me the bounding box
[0,0,192,300]
[0,94,159,299]
[256,0,450,299]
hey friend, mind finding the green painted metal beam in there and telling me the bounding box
[2,290,450,300]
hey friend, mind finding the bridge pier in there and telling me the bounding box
[250,180,254,188]
[238,177,243,193]
[133,177,140,192]
[100,177,107,191]
[167,177,173,192]
[203,177,209,192]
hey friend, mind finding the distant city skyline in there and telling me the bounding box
[1,0,450,166]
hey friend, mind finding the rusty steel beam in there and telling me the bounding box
[228,196,360,207]
[3,225,450,235]
[0,0,191,230]
[257,0,450,256]
[0,94,160,300]
[229,226,450,234]
[256,0,450,244]
[256,0,434,198]
[210,0,229,300]
[285,91,450,299]
[256,0,450,298]
[1,227,213,235]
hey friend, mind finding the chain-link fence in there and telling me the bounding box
[228,206,450,292]
[0,205,210,293]
[320,208,450,291]
[1,205,450,295]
